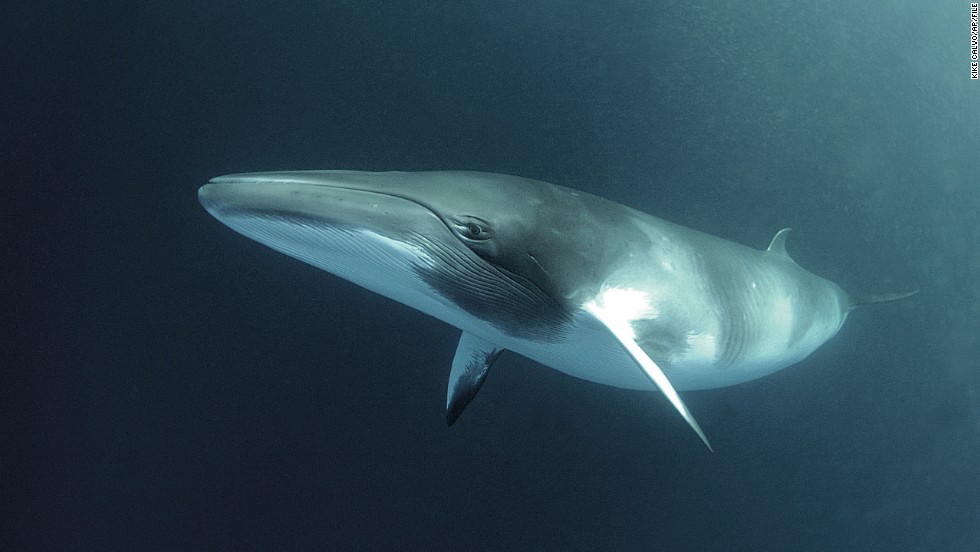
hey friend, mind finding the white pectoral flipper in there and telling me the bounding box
[584,301,713,451]
[446,332,504,426]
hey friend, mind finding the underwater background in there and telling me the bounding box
[4,1,978,550]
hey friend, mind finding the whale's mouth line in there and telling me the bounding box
[209,176,572,327]
[200,175,570,342]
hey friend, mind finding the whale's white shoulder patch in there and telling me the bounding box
[583,286,712,450]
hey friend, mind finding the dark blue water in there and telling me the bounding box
[5,1,978,550]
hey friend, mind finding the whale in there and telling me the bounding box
[199,170,916,449]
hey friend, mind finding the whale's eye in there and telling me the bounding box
[453,217,493,242]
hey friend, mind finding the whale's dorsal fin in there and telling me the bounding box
[446,332,503,426]
[767,228,793,259]
[584,300,713,451]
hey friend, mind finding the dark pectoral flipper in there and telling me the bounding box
[446,332,504,426]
